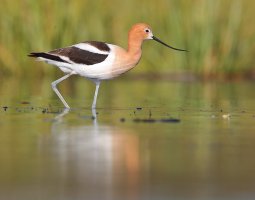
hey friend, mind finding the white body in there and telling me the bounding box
[39,43,138,81]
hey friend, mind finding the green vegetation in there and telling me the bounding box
[0,0,255,79]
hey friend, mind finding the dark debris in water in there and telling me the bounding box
[21,101,31,105]
[133,118,156,123]
[132,118,181,123]
[42,108,48,113]
[149,109,152,118]
[124,107,181,123]
[2,106,8,111]
[120,118,126,122]
[160,118,181,123]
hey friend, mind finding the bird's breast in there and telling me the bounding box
[110,45,141,78]
[72,44,141,80]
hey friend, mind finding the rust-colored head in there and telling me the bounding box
[128,23,153,41]
[128,23,188,52]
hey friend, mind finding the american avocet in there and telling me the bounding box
[29,23,187,109]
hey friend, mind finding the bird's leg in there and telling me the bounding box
[51,72,74,109]
[54,108,70,121]
[92,81,101,109]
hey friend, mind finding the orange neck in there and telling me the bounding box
[127,34,143,61]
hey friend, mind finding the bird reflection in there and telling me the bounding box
[54,108,70,121]
[54,107,98,123]
[48,109,141,200]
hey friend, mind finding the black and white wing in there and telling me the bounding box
[28,41,111,66]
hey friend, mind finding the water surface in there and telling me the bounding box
[0,77,255,200]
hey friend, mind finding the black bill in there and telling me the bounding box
[152,36,188,52]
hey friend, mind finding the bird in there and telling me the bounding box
[28,23,187,109]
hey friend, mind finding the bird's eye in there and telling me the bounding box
[145,29,150,33]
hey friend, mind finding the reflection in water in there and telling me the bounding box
[54,108,97,122]
[49,114,141,200]
[54,108,70,121]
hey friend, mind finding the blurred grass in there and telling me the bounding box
[0,0,255,79]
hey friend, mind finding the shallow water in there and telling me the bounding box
[1,77,255,200]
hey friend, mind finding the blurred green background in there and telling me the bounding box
[1,2,255,198]
[0,0,255,79]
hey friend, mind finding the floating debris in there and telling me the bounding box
[136,107,142,110]
[21,101,30,105]
[42,108,47,114]
[149,109,152,118]
[2,106,8,111]
[133,118,156,123]
[120,118,126,122]
[133,118,180,123]
[160,118,180,123]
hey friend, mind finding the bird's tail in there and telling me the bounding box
[28,52,70,64]
[28,52,45,58]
